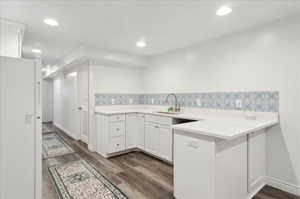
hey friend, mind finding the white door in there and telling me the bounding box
[77,64,89,143]
[158,126,173,162]
[0,57,37,199]
[145,123,159,155]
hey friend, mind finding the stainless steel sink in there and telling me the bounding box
[155,111,182,115]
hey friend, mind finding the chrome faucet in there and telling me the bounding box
[165,93,180,112]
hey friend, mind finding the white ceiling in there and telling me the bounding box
[1,0,300,66]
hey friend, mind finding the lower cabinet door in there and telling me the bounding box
[109,136,125,153]
[125,115,138,149]
[145,123,159,155]
[158,126,173,162]
[136,114,145,150]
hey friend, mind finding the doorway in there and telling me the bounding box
[77,63,89,144]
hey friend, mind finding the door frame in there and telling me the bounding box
[34,59,42,199]
[88,61,96,152]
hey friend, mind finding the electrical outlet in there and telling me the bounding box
[129,98,133,104]
[151,98,154,104]
[235,99,243,109]
[196,98,202,106]
[112,98,115,105]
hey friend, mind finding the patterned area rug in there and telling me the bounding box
[43,133,75,159]
[48,160,128,199]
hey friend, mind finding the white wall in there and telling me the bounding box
[93,63,143,93]
[42,80,53,122]
[143,16,300,192]
[53,71,80,140]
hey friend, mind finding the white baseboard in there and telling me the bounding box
[266,176,300,196]
[247,181,266,199]
[88,144,96,152]
[53,122,79,140]
[250,176,266,192]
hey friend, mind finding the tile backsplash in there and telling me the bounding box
[95,91,279,112]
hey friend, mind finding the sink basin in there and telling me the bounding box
[155,111,182,115]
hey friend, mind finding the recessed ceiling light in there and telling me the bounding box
[32,49,41,53]
[136,39,147,48]
[216,6,232,16]
[43,18,59,26]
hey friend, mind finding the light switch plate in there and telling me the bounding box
[112,98,115,104]
[151,98,154,104]
[129,98,133,104]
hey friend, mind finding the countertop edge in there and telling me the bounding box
[172,120,278,140]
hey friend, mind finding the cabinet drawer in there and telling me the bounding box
[109,122,125,137]
[109,136,125,153]
[145,114,172,126]
[109,114,125,122]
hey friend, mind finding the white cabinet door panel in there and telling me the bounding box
[248,130,266,192]
[109,136,125,153]
[136,114,145,150]
[109,121,125,138]
[125,115,138,149]
[158,127,173,162]
[145,123,159,155]
[174,132,215,199]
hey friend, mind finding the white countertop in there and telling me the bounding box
[95,105,279,140]
[172,118,278,140]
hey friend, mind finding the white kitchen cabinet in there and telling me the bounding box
[126,113,138,149]
[158,126,173,162]
[0,19,25,58]
[109,135,125,153]
[96,113,126,157]
[126,113,145,150]
[174,128,267,199]
[145,122,159,155]
[136,114,145,149]
[248,130,266,192]
[109,121,125,138]
[96,112,173,161]
[144,115,173,162]
[174,132,215,199]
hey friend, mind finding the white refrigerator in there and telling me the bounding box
[0,56,41,199]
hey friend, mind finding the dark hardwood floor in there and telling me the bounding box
[43,123,300,199]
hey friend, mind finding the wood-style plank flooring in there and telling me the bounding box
[42,123,300,199]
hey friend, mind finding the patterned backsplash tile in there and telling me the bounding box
[95,91,279,112]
